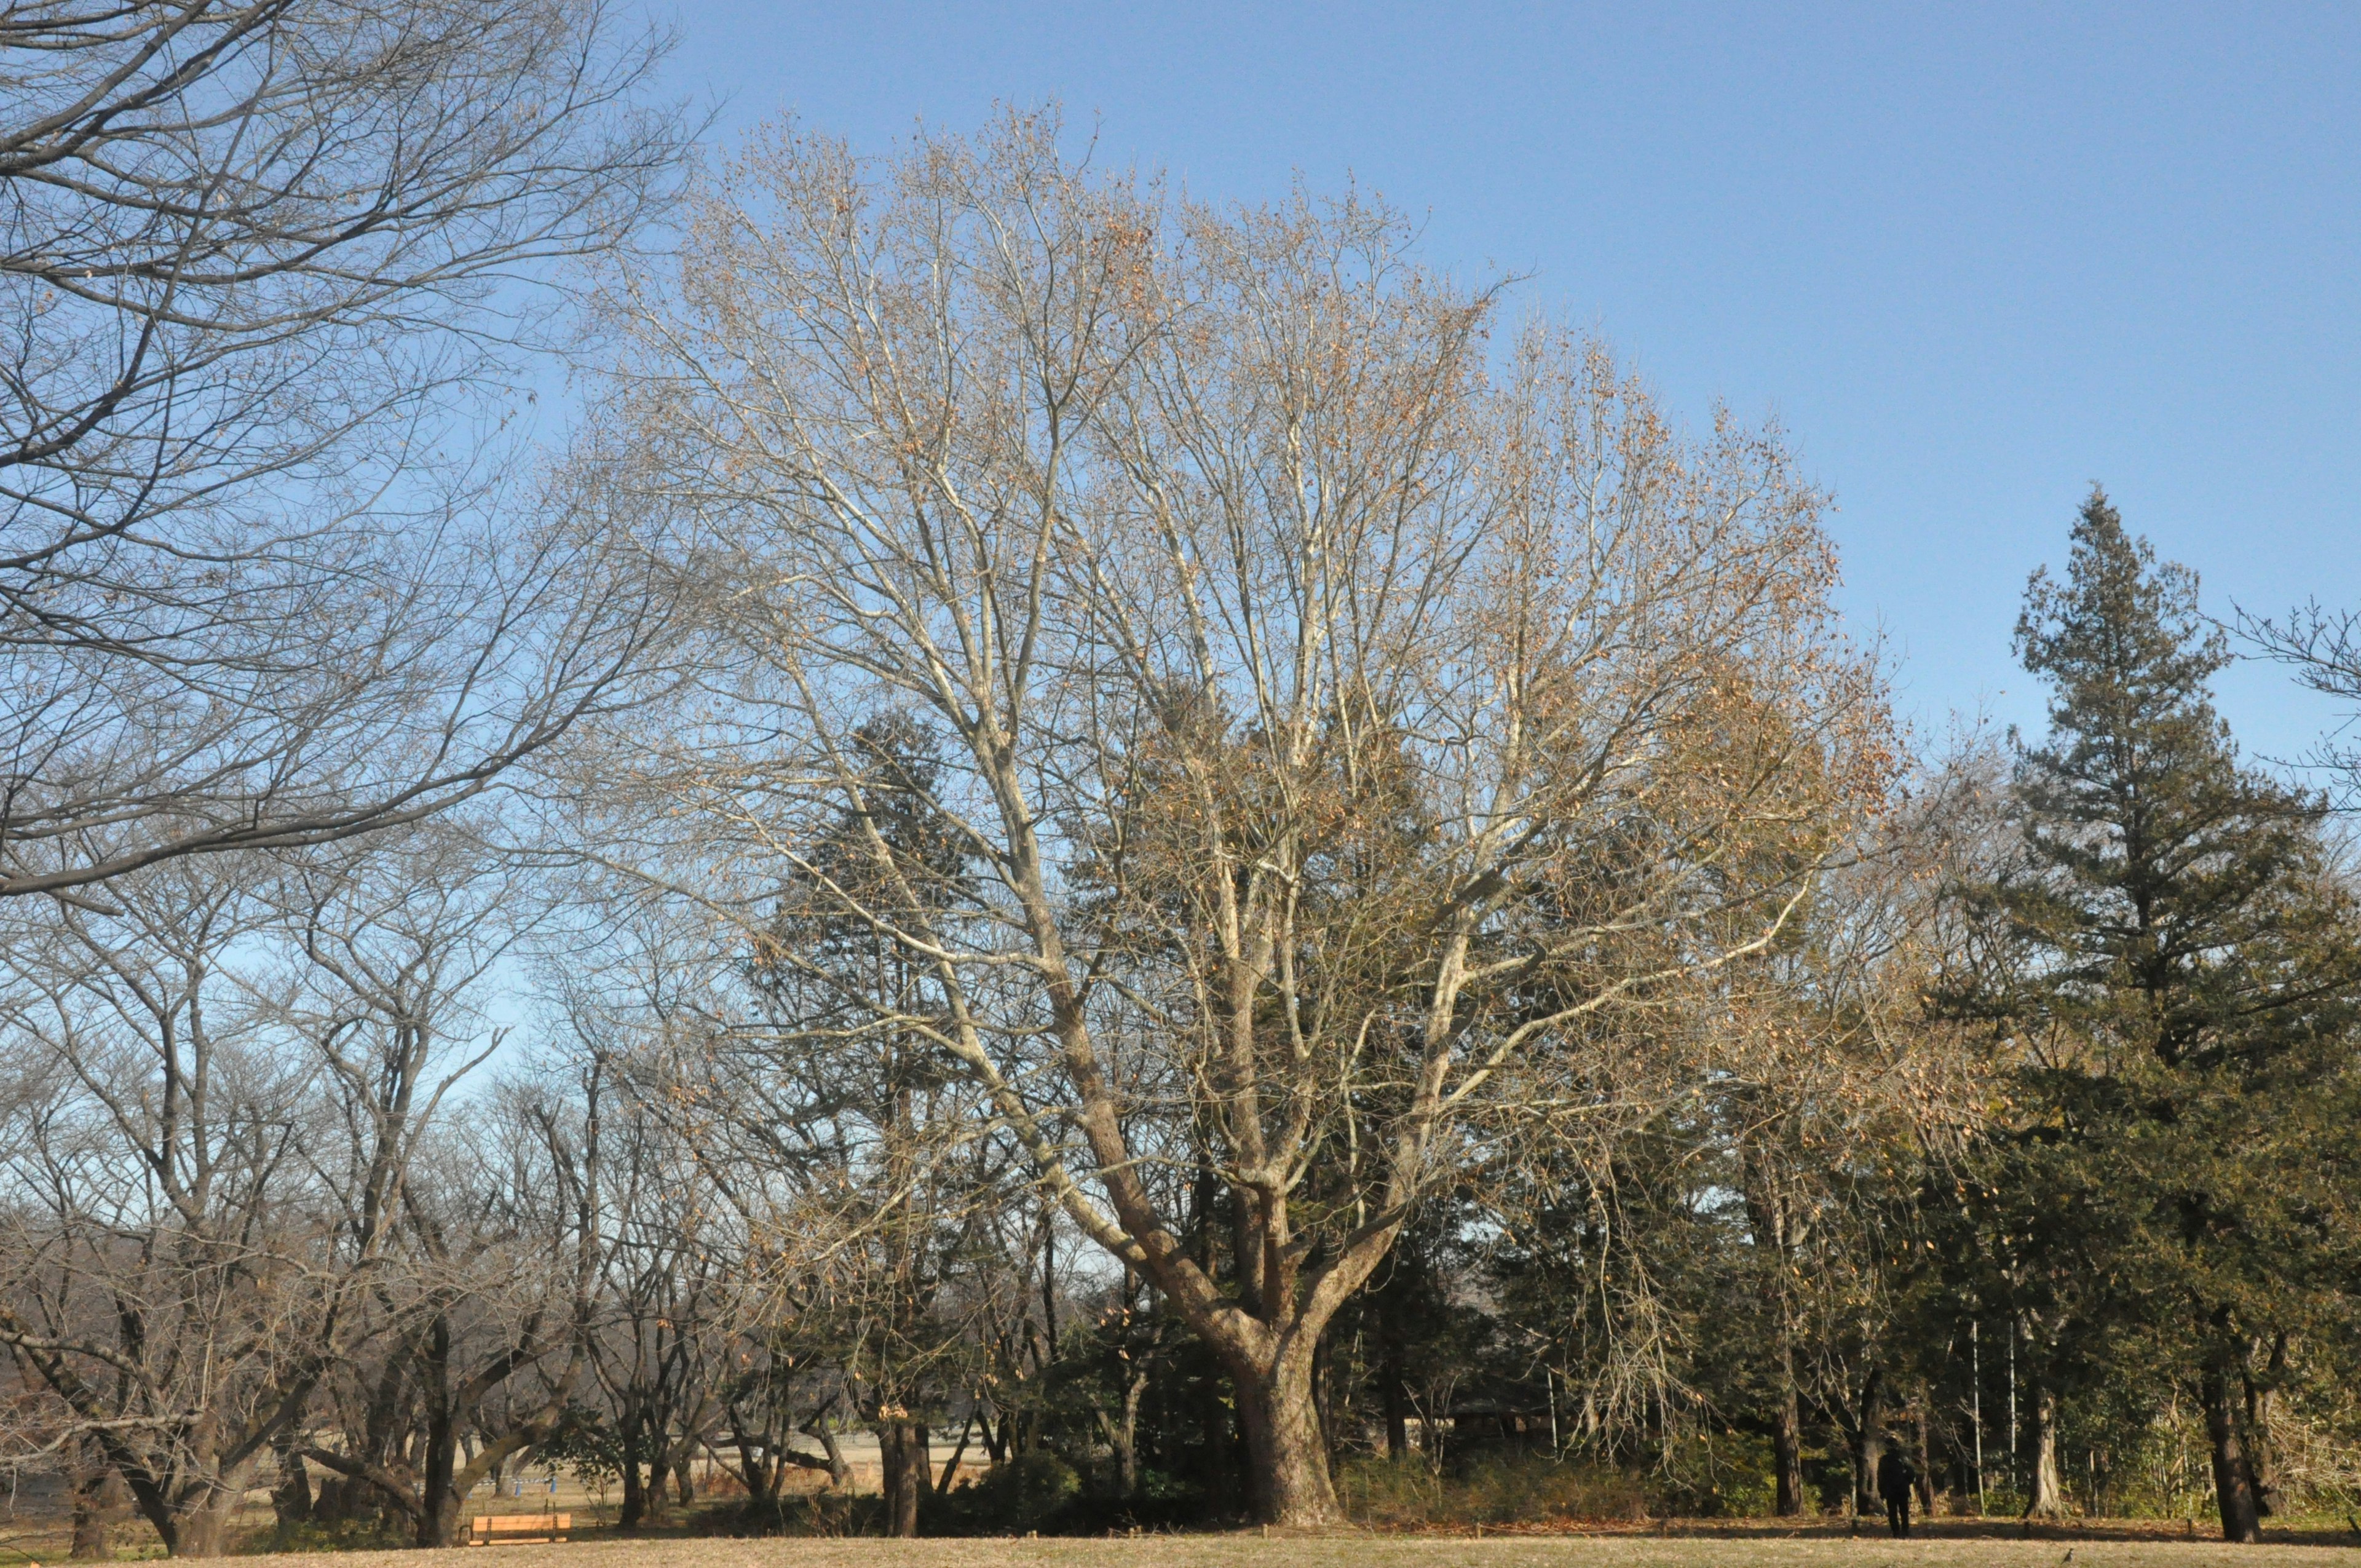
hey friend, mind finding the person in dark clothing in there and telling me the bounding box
[1876,1442,1919,1538]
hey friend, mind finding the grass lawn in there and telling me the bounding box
[215,1524,2361,1568]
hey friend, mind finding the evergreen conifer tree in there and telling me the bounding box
[1960,489,2359,1542]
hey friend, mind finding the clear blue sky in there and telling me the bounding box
[655,1,2360,770]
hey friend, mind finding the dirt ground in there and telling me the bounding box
[108,1530,2360,1568]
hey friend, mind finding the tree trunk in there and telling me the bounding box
[271,1430,312,1529]
[419,1468,463,1550]
[1383,1351,1410,1463]
[636,1420,672,1526]
[411,1313,467,1548]
[1101,1374,1145,1497]
[877,1418,930,1537]
[1201,1369,1235,1502]
[804,1416,850,1487]
[1232,1350,1339,1527]
[618,1404,648,1530]
[168,1475,250,1559]
[1851,1366,1888,1516]
[1742,1129,1806,1518]
[1913,1398,1936,1512]
[71,1458,127,1559]
[173,1511,221,1559]
[937,1414,975,1495]
[2202,1361,2261,1543]
[2025,1386,2066,1519]
[1771,1351,1805,1516]
[417,1437,467,1550]
[1117,1403,1141,1498]
[978,1407,1006,1467]
[2242,1334,2285,1519]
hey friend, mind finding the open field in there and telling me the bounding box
[8,1524,2359,1568]
[71,1532,2350,1568]
[3,1462,2353,1567]
[7,1459,2357,1568]
[7,1488,2361,1566]
[8,1513,2361,1566]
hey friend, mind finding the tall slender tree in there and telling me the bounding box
[1950,489,2361,1542]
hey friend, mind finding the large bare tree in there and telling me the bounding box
[591,113,1891,1524]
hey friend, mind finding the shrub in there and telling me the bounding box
[925,1452,1086,1533]
[240,1516,409,1554]
[1334,1454,1648,1527]
[968,1452,1083,1530]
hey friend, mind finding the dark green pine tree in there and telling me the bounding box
[1980,488,2361,1542]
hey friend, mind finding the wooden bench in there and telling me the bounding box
[468,1513,571,1545]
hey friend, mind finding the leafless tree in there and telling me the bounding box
[1699,766,1989,1515]
[298,1086,596,1549]
[0,0,686,897]
[587,111,1894,1524]
[2241,601,2361,801]
[0,815,557,1553]
[551,852,1020,1537]
[0,854,330,1554]
[572,1064,727,1532]
[268,824,584,1548]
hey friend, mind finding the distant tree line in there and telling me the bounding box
[1,10,2357,1555]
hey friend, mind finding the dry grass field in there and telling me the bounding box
[189,1532,2360,1568]
[3,1462,2353,1568]
[6,1510,2360,1568]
